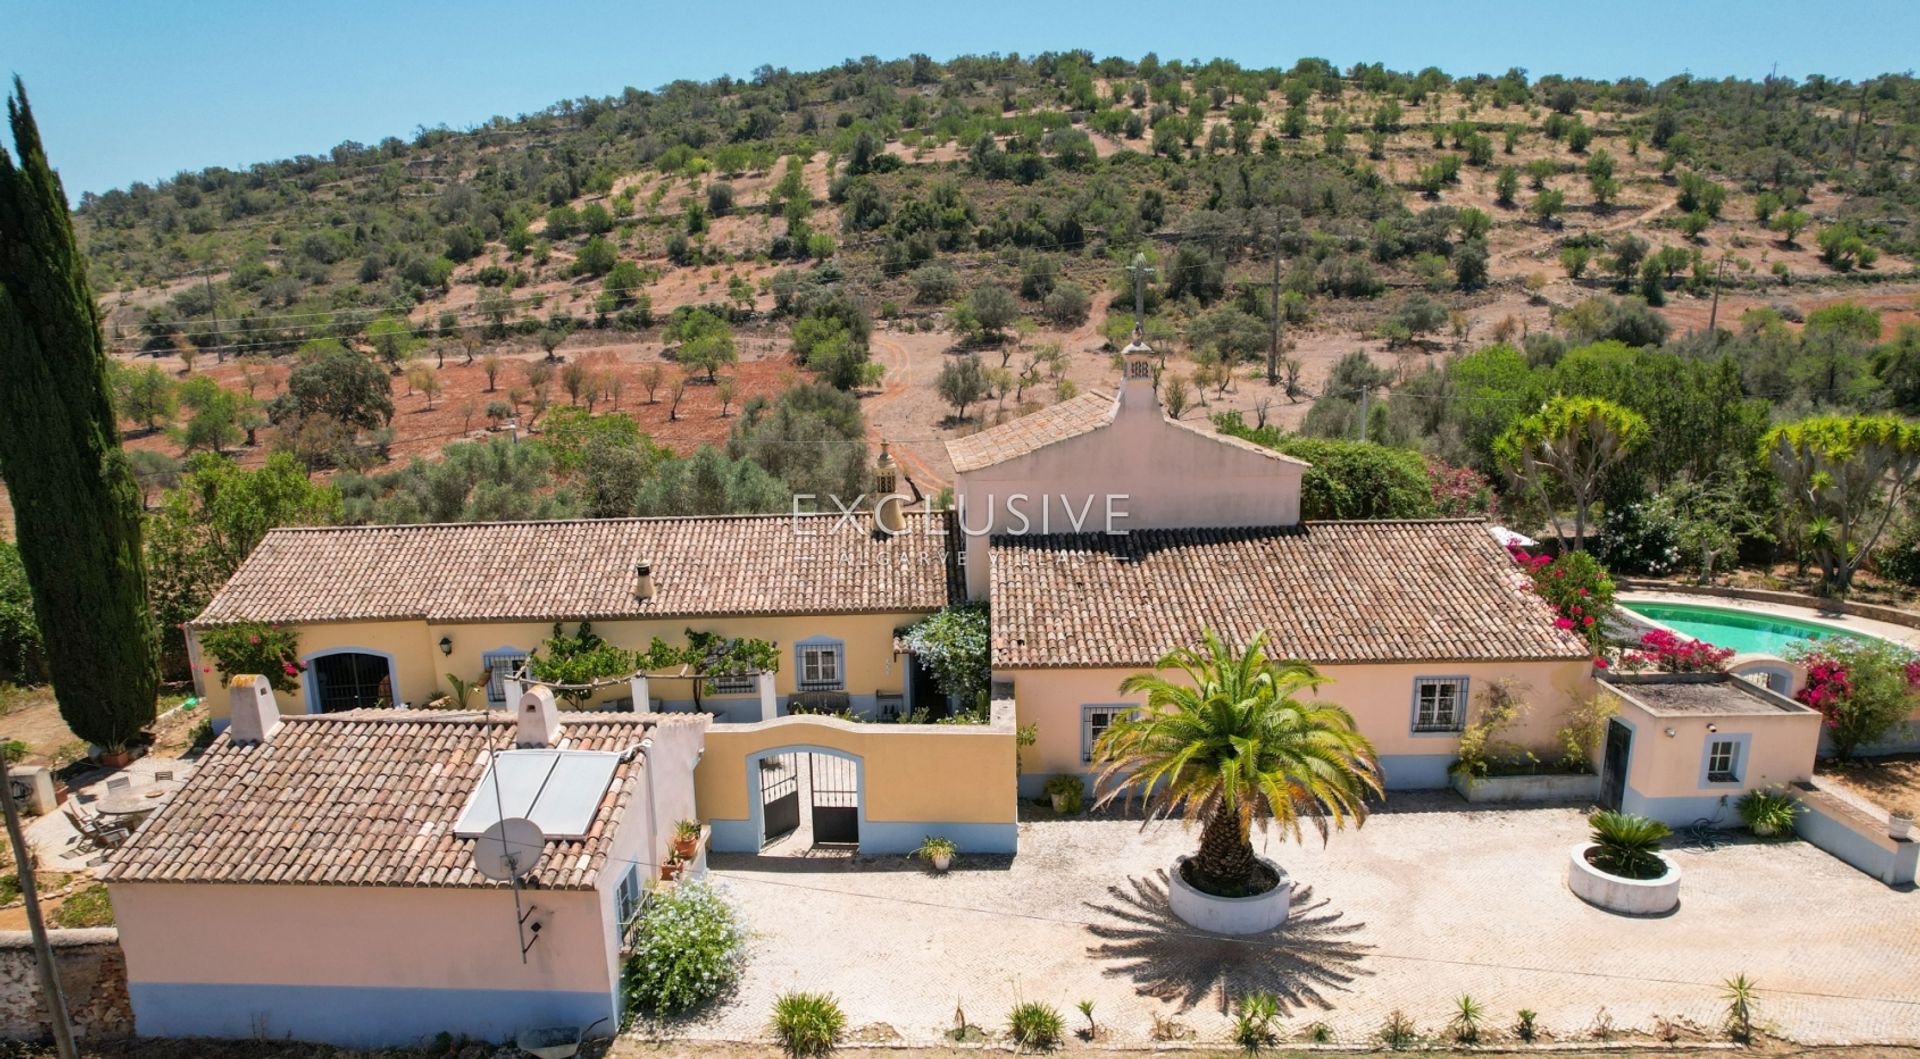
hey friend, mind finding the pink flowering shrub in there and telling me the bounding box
[198,622,305,693]
[1511,548,1616,657]
[1426,456,1496,518]
[1618,629,1735,674]
[1788,639,1920,760]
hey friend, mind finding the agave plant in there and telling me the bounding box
[1587,809,1672,880]
[1735,786,1800,837]
[1094,630,1382,898]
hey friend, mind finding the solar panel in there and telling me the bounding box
[455,749,622,840]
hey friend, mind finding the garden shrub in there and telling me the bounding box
[897,604,989,705]
[1512,549,1615,653]
[197,622,305,692]
[1617,629,1734,673]
[1596,500,1680,576]
[1007,1001,1064,1050]
[1788,638,1920,760]
[622,881,747,1018]
[771,991,847,1057]
[1876,519,1920,587]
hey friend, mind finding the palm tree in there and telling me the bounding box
[1093,630,1382,897]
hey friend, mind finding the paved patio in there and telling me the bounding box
[24,756,193,872]
[686,796,1919,1046]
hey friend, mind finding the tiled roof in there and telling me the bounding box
[989,520,1590,667]
[191,512,961,626]
[103,712,694,889]
[946,392,1116,472]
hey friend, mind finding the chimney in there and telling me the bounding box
[516,684,562,747]
[873,441,907,535]
[1119,331,1158,414]
[227,674,281,744]
[633,561,655,601]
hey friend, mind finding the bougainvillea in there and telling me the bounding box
[197,622,304,693]
[1788,638,1920,760]
[1618,628,1735,674]
[1512,548,1615,656]
[1425,456,1496,518]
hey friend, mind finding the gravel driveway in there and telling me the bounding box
[680,795,1919,1046]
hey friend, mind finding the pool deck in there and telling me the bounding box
[1619,589,1920,653]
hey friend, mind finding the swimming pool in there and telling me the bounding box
[1620,600,1860,657]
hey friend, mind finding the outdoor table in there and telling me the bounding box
[94,781,183,821]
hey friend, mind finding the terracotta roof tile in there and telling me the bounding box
[989,520,1590,667]
[946,392,1116,472]
[192,512,961,626]
[103,712,702,890]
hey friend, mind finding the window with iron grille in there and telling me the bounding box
[1083,705,1131,763]
[796,641,844,691]
[483,649,528,705]
[1706,739,1740,783]
[1411,677,1469,733]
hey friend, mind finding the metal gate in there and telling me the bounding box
[809,753,859,846]
[759,752,800,846]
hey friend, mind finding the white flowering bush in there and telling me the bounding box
[623,880,746,1018]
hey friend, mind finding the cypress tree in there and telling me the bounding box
[0,79,158,750]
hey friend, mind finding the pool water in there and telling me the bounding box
[1621,601,1859,657]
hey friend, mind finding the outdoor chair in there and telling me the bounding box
[104,777,131,792]
[63,803,130,852]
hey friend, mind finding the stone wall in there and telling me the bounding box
[0,929,131,1039]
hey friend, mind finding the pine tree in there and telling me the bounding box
[0,79,158,750]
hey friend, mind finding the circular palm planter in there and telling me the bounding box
[1168,855,1292,934]
[1566,844,1680,915]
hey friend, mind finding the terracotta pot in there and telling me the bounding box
[673,836,698,859]
[99,750,133,769]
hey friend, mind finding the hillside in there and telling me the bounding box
[55,56,1919,490]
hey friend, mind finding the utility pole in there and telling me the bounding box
[1706,252,1730,346]
[199,267,223,363]
[0,758,78,1059]
[1265,224,1283,386]
[1355,387,1370,442]
[1847,79,1871,172]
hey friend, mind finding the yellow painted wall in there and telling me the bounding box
[195,611,927,718]
[1607,688,1821,798]
[1006,659,1599,779]
[694,714,1017,825]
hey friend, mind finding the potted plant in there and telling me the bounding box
[660,849,685,881]
[1044,774,1084,815]
[913,835,956,872]
[1567,810,1680,915]
[1735,786,1799,838]
[672,819,701,859]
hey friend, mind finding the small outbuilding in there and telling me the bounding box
[103,677,706,1047]
[1596,672,1822,825]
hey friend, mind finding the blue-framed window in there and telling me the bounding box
[482,649,530,705]
[1411,676,1469,733]
[1082,704,1133,764]
[1701,733,1750,786]
[616,864,644,929]
[795,638,845,692]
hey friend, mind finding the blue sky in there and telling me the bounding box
[9,0,1918,198]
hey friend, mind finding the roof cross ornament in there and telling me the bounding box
[1125,252,1155,345]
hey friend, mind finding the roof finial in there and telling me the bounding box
[1125,252,1155,342]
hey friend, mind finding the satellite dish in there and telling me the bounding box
[473,817,546,882]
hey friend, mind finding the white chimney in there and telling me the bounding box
[227,674,281,744]
[873,441,907,535]
[634,561,655,601]
[516,684,562,747]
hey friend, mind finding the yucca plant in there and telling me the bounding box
[1587,810,1672,880]
[1735,787,1799,837]
[1722,973,1758,1043]
[1449,994,1485,1044]
[1007,1001,1064,1051]
[1233,992,1279,1051]
[771,991,847,1057]
[1095,630,1382,898]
